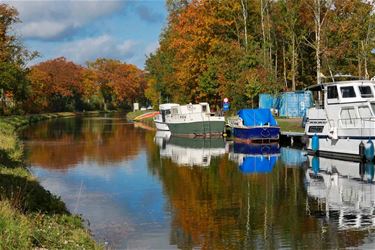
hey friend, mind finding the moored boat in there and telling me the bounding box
[153,103,179,131]
[304,78,375,160]
[229,109,280,142]
[165,102,225,137]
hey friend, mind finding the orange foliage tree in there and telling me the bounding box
[87,58,147,110]
[27,57,85,112]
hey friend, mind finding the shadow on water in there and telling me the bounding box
[0,172,68,214]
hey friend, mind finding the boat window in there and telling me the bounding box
[340,86,356,98]
[202,105,207,113]
[165,110,171,115]
[327,86,338,99]
[359,86,373,98]
[358,106,372,118]
[371,103,375,115]
[340,107,357,127]
[171,107,178,115]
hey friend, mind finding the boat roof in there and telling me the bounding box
[159,103,179,110]
[305,80,375,91]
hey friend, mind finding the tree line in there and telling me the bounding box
[0,4,147,115]
[145,0,375,109]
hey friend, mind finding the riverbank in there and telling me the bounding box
[0,112,102,249]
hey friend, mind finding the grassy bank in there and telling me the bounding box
[0,113,101,249]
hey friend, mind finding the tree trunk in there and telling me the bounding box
[315,0,321,85]
[240,0,248,50]
[261,0,267,65]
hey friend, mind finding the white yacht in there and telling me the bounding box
[305,78,375,160]
[166,102,225,137]
[153,103,179,131]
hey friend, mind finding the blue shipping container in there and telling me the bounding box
[278,91,312,117]
[259,94,274,109]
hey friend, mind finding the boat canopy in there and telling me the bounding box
[237,109,278,126]
[240,156,277,174]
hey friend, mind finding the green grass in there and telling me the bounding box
[0,112,101,249]
[276,118,304,133]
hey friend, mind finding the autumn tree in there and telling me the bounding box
[0,4,36,114]
[28,57,84,112]
[87,58,146,110]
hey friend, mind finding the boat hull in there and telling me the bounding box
[233,126,280,141]
[155,121,169,131]
[167,120,225,136]
[307,136,372,161]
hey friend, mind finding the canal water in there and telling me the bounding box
[22,115,375,249]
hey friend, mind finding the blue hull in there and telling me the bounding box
[233,126,280,140]
[233,142,280,155]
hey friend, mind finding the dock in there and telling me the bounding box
[280,131,305,146]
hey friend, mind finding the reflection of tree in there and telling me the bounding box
[23,117,144,169]
[144,137,371,249]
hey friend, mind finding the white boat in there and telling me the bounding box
[166,102,225,136]
[305,78,375,159]
[153,103,179,131]
[305,155,375,230]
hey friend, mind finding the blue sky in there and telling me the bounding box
[6,0,168,69]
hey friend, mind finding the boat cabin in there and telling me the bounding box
[158,103,179,122]
[306,79,375,136]
[170,102,211,116]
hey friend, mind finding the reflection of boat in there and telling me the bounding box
[154,131,171,149]
[228,142,280,174]
[228,109,280,141]
[153,103,179,131]
[305,79,375,159]
[155,136,226,167]
[305,155,375,230]
[166,103,225,136]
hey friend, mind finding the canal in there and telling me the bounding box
[21,114,375,249]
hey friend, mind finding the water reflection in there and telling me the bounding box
[305,156,375,230]
[22,116,375,249]
[228,142,280,174]
[154,131,226,167]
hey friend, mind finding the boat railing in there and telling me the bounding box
[335,117,375,129]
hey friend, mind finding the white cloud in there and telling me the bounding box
[58,35,139,64]
[145,41,160,55]
[6,0,125,40]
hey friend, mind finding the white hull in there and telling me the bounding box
[155,121,170,131]
[308,137,367,157]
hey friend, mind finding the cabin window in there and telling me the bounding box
[340,107,357,127]
[359,86,373,98]
[308,126,324,133]
[327,86,338,99]
[202,105,207,113]
[171,108,178,115]
[358,106,372,118]
[340,86,356,98]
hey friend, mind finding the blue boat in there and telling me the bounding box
[230,109,280,141]
[228,142,280,174]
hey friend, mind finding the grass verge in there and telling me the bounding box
[0,112,101,249]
